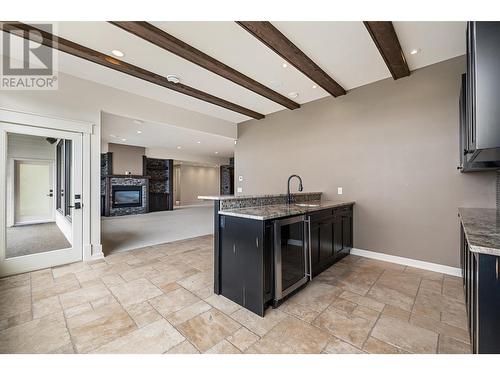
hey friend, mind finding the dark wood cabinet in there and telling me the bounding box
[460,22,500,171]
[309,205,353,277]
[219,215,271,316]
[461,224,500,353]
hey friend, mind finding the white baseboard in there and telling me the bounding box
[350,248,462,277]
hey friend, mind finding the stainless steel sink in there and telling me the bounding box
[294,203,320,207]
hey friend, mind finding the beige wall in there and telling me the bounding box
[179,164,219,205]
[236,56,496,268]
[108,143,145,175]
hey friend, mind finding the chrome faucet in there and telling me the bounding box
[287,174,303,204]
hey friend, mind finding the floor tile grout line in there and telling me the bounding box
[58,294,79,354]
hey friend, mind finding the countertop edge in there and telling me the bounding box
[198,192,323,201]
[458,208,500,256]
[219,201,355,221]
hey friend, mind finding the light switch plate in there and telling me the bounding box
[237,187,243,193]
[238,175,243,182]
[337,187,343,195]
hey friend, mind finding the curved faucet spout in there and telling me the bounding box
[287,174,303,204]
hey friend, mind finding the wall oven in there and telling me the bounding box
[273,215,311,305]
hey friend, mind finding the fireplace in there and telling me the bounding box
[112,185,143,208]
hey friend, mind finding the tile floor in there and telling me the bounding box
[0,235,471,354]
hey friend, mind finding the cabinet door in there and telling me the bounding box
[333,214,343,255]
[477,254,500,353]
[319,219,334,264]
[310,221,321,274]
[342,212,353,250]
[219,216,243,305]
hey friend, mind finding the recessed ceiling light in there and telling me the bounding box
[136,130,142,134]
[121,138,127,142]
[234,140,238,145]
[176,146,182,149]
[215,151,219,154]
[109,134,116,138]
[166,75,181,84]
[196,141,201,144]
[410,49,420,55]
[288,92,299,99]
[111,49,124,57]
[312,84,318,89]
[133,119,143,125]
[282,62,288,68]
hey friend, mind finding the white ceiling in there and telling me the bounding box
[101,112,235,158]
[3,21,466,124]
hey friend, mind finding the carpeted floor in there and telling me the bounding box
[101,203,213,255]
[6,222,72,258]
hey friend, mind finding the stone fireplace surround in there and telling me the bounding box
[104,175,149,216]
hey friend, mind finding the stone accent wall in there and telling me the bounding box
[220,192,322,210]
[108,177,149,216]
[220,166,233,195]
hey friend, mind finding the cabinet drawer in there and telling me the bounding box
[309,209,334,222]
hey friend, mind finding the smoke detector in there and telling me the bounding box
[166,75,181,84]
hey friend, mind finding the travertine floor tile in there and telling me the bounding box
[91,319,184,353]
[177,308,240,352]
[375,270,421,297]
[410,313,469,344]
[166,300,212,326]
[0,312,71,353]
[109,278,163,306]
[0,285,31,321]
[63,303,93,319]
[313,306,374,348]
[371,316,438,353]
[33,295,62,319]
[279,300,322,324]
[149,287,200,317]
[66,302,136,353]
[381,304,410,322]
[438,335,471,354]
[404,266,444,282]
[247,316,330,354]
[52,262,90,278]
[323,337,364,354]
[363,337,408,354]
[231,307,287,336]
[0,310,32,332]
[205,340,241,354]
[286,282,342,312]
[0,273,30,291]
[205,294,242,315]
[125,301,162,328]
[59,284,111,309]
[339,290,385,312]
[367,284,415,312]
[227,327,259,352]
[166,340,200,354]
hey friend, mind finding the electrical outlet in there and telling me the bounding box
[238,175,244,182]
[337,187,343,195]
[237,187,243,193]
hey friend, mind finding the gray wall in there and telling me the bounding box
[235,56,496,268]
[179,164,220,205]
[108,143,145,175]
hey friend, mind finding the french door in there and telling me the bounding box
[0,122,83,277]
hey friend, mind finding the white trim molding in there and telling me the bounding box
[350,248,462,277]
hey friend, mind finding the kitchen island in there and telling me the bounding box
[199,192,354,316]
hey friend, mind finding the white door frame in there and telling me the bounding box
[0,108,94,276]
[12,158,55,226]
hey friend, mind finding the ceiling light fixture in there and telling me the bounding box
[410,49,420,55]
[111,49,124,57]
[166,75,181,84]
[136,130,142,134]
[109,134,116,138]
[312,84,318,89]
[196,141,201,144]
[121,138,127,142]
[282,62,288,68]
[177,146,182,149]
[215,151,219,154]
[288,92,299,99]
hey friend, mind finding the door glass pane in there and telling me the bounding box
[280,221,305,291]
[5,133,73,258]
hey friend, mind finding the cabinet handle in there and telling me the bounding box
[233,243,236,254]
[496,258,499,280]
[256,237,259,248]
[306,217,313,281]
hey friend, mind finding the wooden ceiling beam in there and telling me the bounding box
[236,21,346,97]
[363,21,410,80]
[109,21,300,110]
[0,22,264,120]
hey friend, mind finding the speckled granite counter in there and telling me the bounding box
[458,207,500,256]
[219,200,355,220]
[199,192,322,210]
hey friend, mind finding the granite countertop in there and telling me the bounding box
[458,207,500,256]
[198,192,323,201]
[219,200,355,220]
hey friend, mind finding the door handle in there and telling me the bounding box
[68,202,81,209]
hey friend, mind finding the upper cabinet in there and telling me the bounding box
[460,22,500,172]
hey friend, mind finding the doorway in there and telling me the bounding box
[0,123,83,276]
